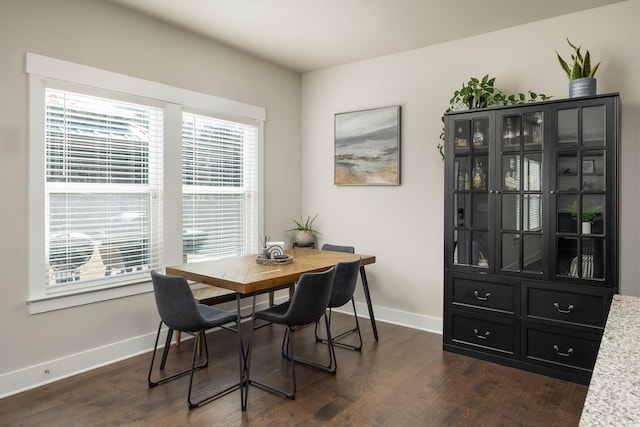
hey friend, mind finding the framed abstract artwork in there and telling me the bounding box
[334,105,400,185]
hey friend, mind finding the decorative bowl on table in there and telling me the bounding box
[256,254,293,265]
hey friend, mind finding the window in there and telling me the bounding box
[45,89,164,288]
[182,113,258,263]
[27,53,264,313]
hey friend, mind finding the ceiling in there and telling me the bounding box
[110,0,626,73]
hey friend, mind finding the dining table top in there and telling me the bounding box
[165,247,375,295]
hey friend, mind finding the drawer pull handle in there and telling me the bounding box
[474,290,491,301]
[553,345,574,357]
[553,302,574,314]
[473,328,490,339]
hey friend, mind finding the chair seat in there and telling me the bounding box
[254,301,291,323]
[196,304,238,330]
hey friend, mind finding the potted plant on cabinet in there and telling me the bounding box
[560,201,602,234]
[580,206,602,234]
[556,38,601,98]
[288,214,320,247]
[438,74,550,159]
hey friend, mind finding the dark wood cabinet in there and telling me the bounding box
[443,94,619,383]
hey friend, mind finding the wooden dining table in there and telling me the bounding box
[167,247,378,337]
[165,247,378,410]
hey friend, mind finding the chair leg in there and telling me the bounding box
[187,329,242,409]
[160,328,174,370]
[148,321,164,387]
[249,325,297,400]
[284,313,337,374]
[315,300,362,351]
[148,323,208,388]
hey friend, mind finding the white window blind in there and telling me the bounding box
[45,89,163,289]
[523,157,542,231]
[182,113,258,262]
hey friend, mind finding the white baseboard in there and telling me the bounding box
[0,297,442,399]
[346,301,443,335]
[0,329,159,400]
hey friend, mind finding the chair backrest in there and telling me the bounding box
[281,267,336,326]
[321,243,355,254]
[328,257,361,308]
[150,270,205,332]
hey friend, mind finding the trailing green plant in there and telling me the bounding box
[448,75,501,110]
[559,200,602,223]
[556,38,601,80]
[438,74,550,159]
[287,214,321,234]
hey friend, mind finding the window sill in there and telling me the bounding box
[27,280,153,314]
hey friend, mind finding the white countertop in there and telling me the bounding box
[579,294,640,426]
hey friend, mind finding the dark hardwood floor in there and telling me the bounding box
[0,314,588,426]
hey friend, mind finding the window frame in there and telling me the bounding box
[27,53,265,314]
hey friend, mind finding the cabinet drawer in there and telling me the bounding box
[524,285,608,329]
[524,325,600,373]
[450,311,517,357]
[451,275,516,314]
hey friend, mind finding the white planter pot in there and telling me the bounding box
[295,230,314,246]
[582,222,592,234]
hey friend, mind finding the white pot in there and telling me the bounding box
[295,230,314,246]
[582,222,592,234]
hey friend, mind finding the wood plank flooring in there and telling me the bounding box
[0,314,588,426]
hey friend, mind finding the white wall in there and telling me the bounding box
[0,0,301,396]
[301,0,640,334]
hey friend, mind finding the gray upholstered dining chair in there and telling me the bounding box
[247,267,336,400]
[147,271,242,409]
[317,243,363,351]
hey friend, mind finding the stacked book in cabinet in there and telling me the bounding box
[443,94,619,384]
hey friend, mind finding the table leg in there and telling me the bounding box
[237,293,248,411]
[359,266,379,341]
[240,293,257,411]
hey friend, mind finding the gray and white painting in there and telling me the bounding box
[334,106,400,185]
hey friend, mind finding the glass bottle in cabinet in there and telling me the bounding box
[502,116,521,148]
[525,112,543,147]
[472,159,487,190]
[472,120,487,148]
[455,124,468,149]
[455,157,471,191]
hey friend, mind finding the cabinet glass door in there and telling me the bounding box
[554,104,607,281]
[497,109,544,275]
[452,116,491,269]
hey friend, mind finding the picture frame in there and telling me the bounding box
[582,159,595,175]
[334,105,400,185]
